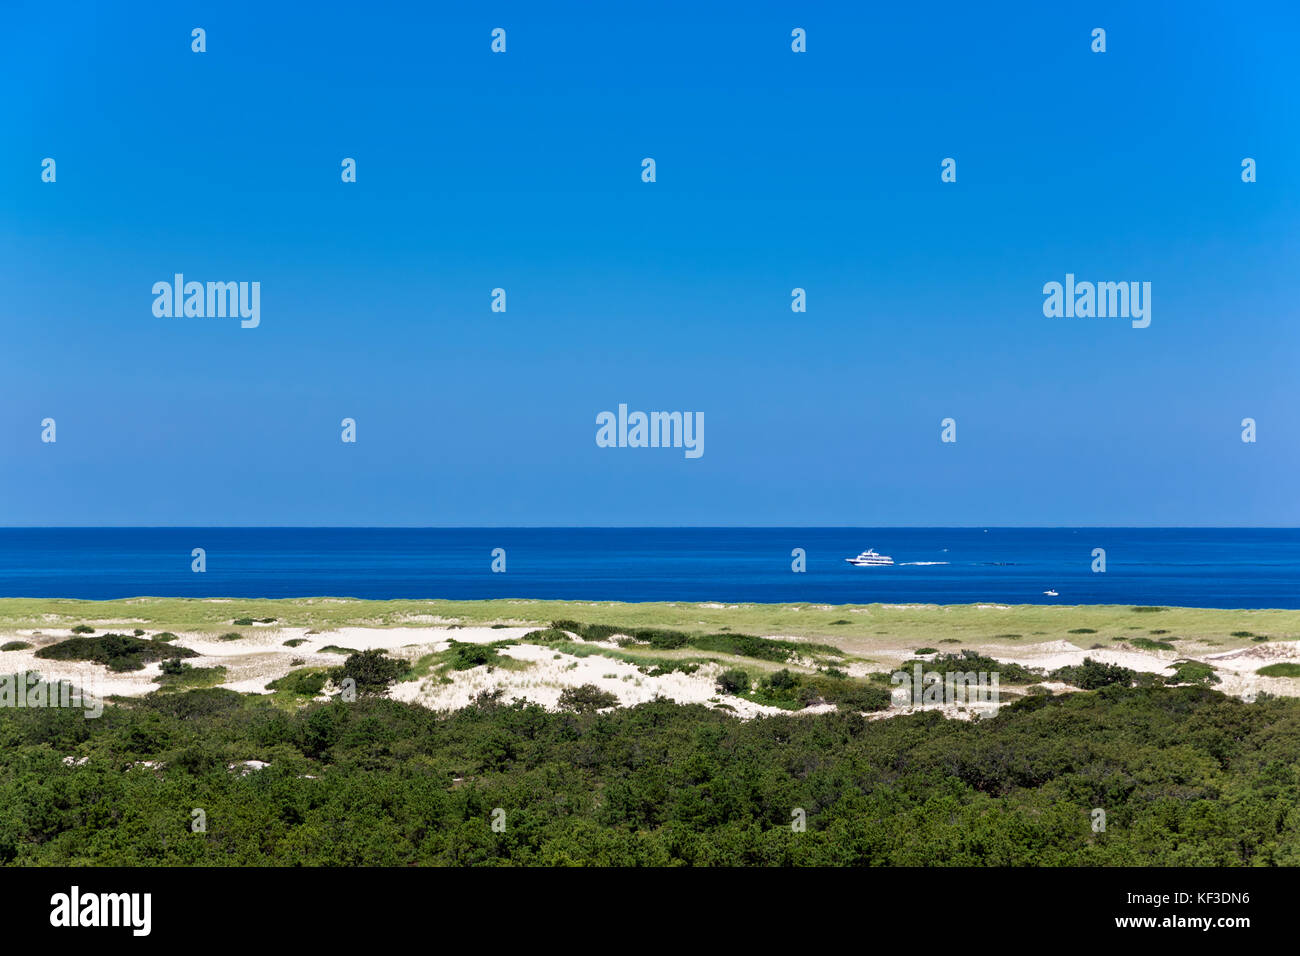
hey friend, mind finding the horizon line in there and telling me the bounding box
[1,526,1297,531]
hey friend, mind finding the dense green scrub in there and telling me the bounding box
[0,684,1297,865]
[34,635,197,672]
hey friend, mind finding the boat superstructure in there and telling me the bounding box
[846,549,894,567]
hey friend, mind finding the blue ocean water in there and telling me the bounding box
[0,528,1296,608]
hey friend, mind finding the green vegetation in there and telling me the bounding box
[265,667,329,697]
[1127,637,1176,651]
[152,632,179,642]
[447,642,503,670]
[557,684,618,713]
[1166,660,1220,686]
[282,638,306,648]
[70,625,94,634]
[233,617,276,626]
[1257,663,1300,678]
[2,598,1292,656]
[743,667,892,712]
[318,645,358,655]
[156,663,228,691]
[329,650,410,695]
[217,632,244,642]
[904,650,1039,685]
[1050,658,1137,690]
[1049,657,1219,691]
[552,619,839,665]
[2,682,1298,864]
[0,641,31,651]
[716,667,751,694]
[521,628,569,643]
[34,635,197,673]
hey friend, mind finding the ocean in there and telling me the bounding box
[0,528,1296,608]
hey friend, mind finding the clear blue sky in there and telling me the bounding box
[1,1,1296,526]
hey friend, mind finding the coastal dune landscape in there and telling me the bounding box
[3,598,1300,717]
[3,0,1296,930]
[3,596,1300,869]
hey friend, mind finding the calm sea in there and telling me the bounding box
[0,528,1296,608]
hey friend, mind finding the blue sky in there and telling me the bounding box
[1,1,1297,526]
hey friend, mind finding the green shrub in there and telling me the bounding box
[35,634,197,672]
[557,684,618,713]
[1257,662,1300,678]
[448,642,498,670]
[521,628,570,644]
[266,668,329,696]
[329,650,410,695]
[828,683,892,712]
[0,641,32,651]
[551,620,836,664]
[766,668,798,691]
[905,650,1038,684]
[1128,637,1175,651]
[1166,660,1220,685]
[70,625,94,634]
[1050,657,1136,690]
[716,668,751,694]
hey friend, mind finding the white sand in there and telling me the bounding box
[389,642,787,718]
[4,623,1297,719]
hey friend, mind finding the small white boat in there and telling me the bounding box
[1043,589,1059,597]
[846,549,894,567]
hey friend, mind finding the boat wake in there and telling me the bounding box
[898,561,950,566]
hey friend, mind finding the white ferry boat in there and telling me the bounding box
[845,549,894,567]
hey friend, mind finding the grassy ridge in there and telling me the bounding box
[2,597,1296,651]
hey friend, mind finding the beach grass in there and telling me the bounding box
[0,597,1296,656]
[155,664,228,691]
